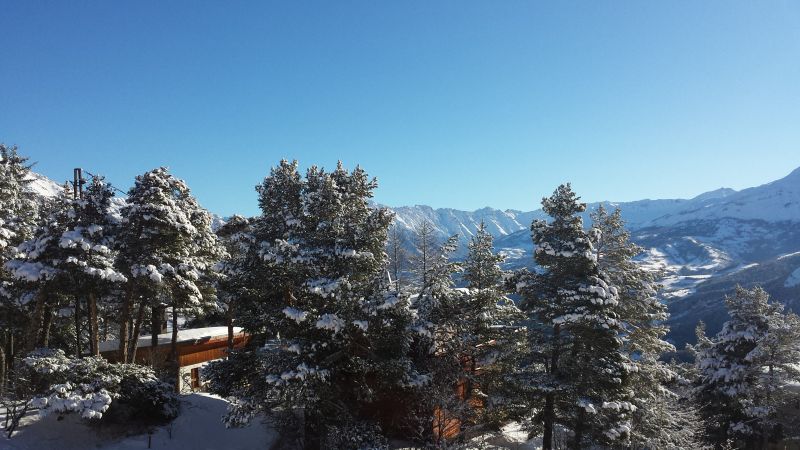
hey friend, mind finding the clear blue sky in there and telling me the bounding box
[2,1,799,216]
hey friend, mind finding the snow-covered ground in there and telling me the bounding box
[2,393,277,450]
[5,390,540,450]
[4,394,543,450]
[462,422,543,449]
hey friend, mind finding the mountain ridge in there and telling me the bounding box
[385,166,800,352]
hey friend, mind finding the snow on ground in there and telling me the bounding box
[460,423,542,450]
[664,288,693,299]
[5,393,541,450]
[2,393,276,450]
[732,262,759,273]
[640,247,717,300]
[779,251,800,261]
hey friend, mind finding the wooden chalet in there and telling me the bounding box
[99,326,249,392]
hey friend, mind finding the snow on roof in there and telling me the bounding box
[98,326,243,353]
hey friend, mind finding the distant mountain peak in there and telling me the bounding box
[781,165,800,181]
[691,187,736,201]
[28,172,67,198]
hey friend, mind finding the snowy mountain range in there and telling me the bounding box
[387,167,800,353]
[388,167,800,249]
[28,167,800,352]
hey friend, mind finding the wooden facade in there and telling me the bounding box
[431,354,490,442]
[99,327,250,391]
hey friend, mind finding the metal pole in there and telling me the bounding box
[73,168,80,200]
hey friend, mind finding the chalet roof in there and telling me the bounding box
[98,326,244,353]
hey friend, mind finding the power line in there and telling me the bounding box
[81,169,128,196]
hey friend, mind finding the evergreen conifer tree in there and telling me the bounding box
[516,184,633,450]
[386,223,410,293]
[692,286,800,447]
[0,145,39,255]
[410,220,438,288]
[214,215,255,351]
[6,187,74,352]
[211,161,407,448]
[591,205,702,448]
[59,176,127,356]
[117,167,222,366]
[0,145,41,380]
[410,223,524,443]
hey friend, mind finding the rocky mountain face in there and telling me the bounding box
[389,168,800,351]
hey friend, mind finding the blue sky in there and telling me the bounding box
[2,1,799,216]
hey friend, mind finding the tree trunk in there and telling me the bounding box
[284,286,294,305]
[170,306,180,392]
[74,294,82,356]
[41,306,53,348]
[763,363,775,448]
[88,291,99,356]
[304,409,321,450]
[227,304,235,354]
[0,340,6,395]
[572,408,584,450]
[151,304,163,368]
[128,300,146,363]
[24,289,47,352]
[170,307,179,362]
[543,392,554,450]
[118,281,135,363]
[543,324,561,450]
[8,331,14,373]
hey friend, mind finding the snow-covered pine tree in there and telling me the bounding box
[178,183,225,341]
[516,184,632,450]
[459,222,524,427]
[0,145,39,256]
[400,227,516,446]
[590,205,702,447]
[410,220,438,289]
[117,167,222,366]
[6,185,74,352]
[747,303,800,442]
[58,176,127,356]
[386,223,410,293]
[212,161,402,448]
[692,286,800,447]
[214,215,255,351]
[463,222,503,291]
[237,159,305,335]
[404,234,465,445]
[408,222,525,444]
[0,145,41,382]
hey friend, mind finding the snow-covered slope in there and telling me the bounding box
[27,172,66,198]
[639,167,800,226]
